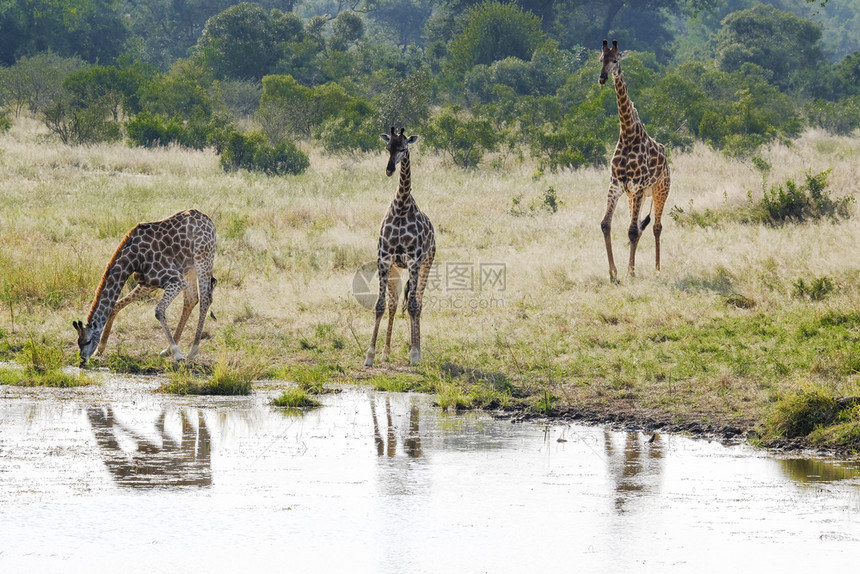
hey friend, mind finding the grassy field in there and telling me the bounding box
[2,118,860,452]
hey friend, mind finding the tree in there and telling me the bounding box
[195,3,304,80]
[448,1,545,73]
[0,0,128,65]
[0,52,85,116]
[329,11,365,51]
[367,0,436,48]
[714,4,825,93]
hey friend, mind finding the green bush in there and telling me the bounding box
[792,276,835,301]
[749,169,854,225]
[126,112,189,148]
[220,130,309,176]
[424,106,498,169]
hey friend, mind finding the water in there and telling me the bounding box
[1,375,859,573]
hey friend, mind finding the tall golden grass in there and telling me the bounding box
[2,118,860,445]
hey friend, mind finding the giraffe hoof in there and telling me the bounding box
[409,348,421,364]
[364,357,375,367]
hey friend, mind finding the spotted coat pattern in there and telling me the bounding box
[365,128,436,366]
[599,40,671,283]
[73,209,216,362]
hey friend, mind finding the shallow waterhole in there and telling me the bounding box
[1,372,858,572]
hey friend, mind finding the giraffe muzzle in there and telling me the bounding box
[599,73,608,85]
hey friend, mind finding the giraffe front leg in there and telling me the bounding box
[171,271,200,350]
[155,278,186,361]
[602,184,623,284]
[381,270,400,362]
[97,284,156,355]
[365,262,390,367]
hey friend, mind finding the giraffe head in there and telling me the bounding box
[599,39,629,85]
[380,127,418,177]
[72,320,99,363]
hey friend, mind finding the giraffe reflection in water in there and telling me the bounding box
[604,430,664,513]
[370,396,423,459]
[87,406,212,488]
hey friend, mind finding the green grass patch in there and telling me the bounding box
[101,351,171,375]
[766,384,860,451]
[365,373,430,392]
[0,339,92,387]
[161,359,260,395]
[270,387,321,408]
[271,362,341,393]
[0,366,91,387]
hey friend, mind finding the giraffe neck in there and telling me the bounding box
[86,238,135,338]
[392,153,415,211]
[613,70,643,141]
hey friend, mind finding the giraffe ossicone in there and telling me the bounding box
[365,127,436,367]
[73,209,217,364]
[598,39,671,283]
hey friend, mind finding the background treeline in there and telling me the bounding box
[1,0,859,174]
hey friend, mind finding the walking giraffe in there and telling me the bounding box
[73,209,216,363]
[598,39,671,283]
[365,127,436,366]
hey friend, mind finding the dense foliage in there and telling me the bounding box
[0,0,858,174]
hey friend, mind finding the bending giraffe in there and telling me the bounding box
[73,209,216,364]
[365,127,436,366]
[598,39,670,283]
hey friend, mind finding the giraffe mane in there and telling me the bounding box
[86,224,140,324]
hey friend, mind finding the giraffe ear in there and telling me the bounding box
[407,135,418,145]
[380,134,390,143]
[618,50,631,61]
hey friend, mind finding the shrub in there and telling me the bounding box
[220,130,309,176]
[126,112,188,148]
[424,106,498,169]
[792,276,835,301]
[748,169,854,225]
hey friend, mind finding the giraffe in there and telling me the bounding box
[73,209,216,363]
[365,127,436,366]
[598,39,670,283]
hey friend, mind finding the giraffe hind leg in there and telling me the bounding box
[186,267,214,360]
[409,253,435,364]
[652,175,670,272]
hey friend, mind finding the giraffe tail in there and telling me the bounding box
[402,277,413,314]
[639,199,653,232]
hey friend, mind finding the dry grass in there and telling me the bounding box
[2,119,860,449]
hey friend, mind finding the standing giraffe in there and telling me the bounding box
[365,127,436,366]
[598,39,670,283]
[73,209,216,363]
